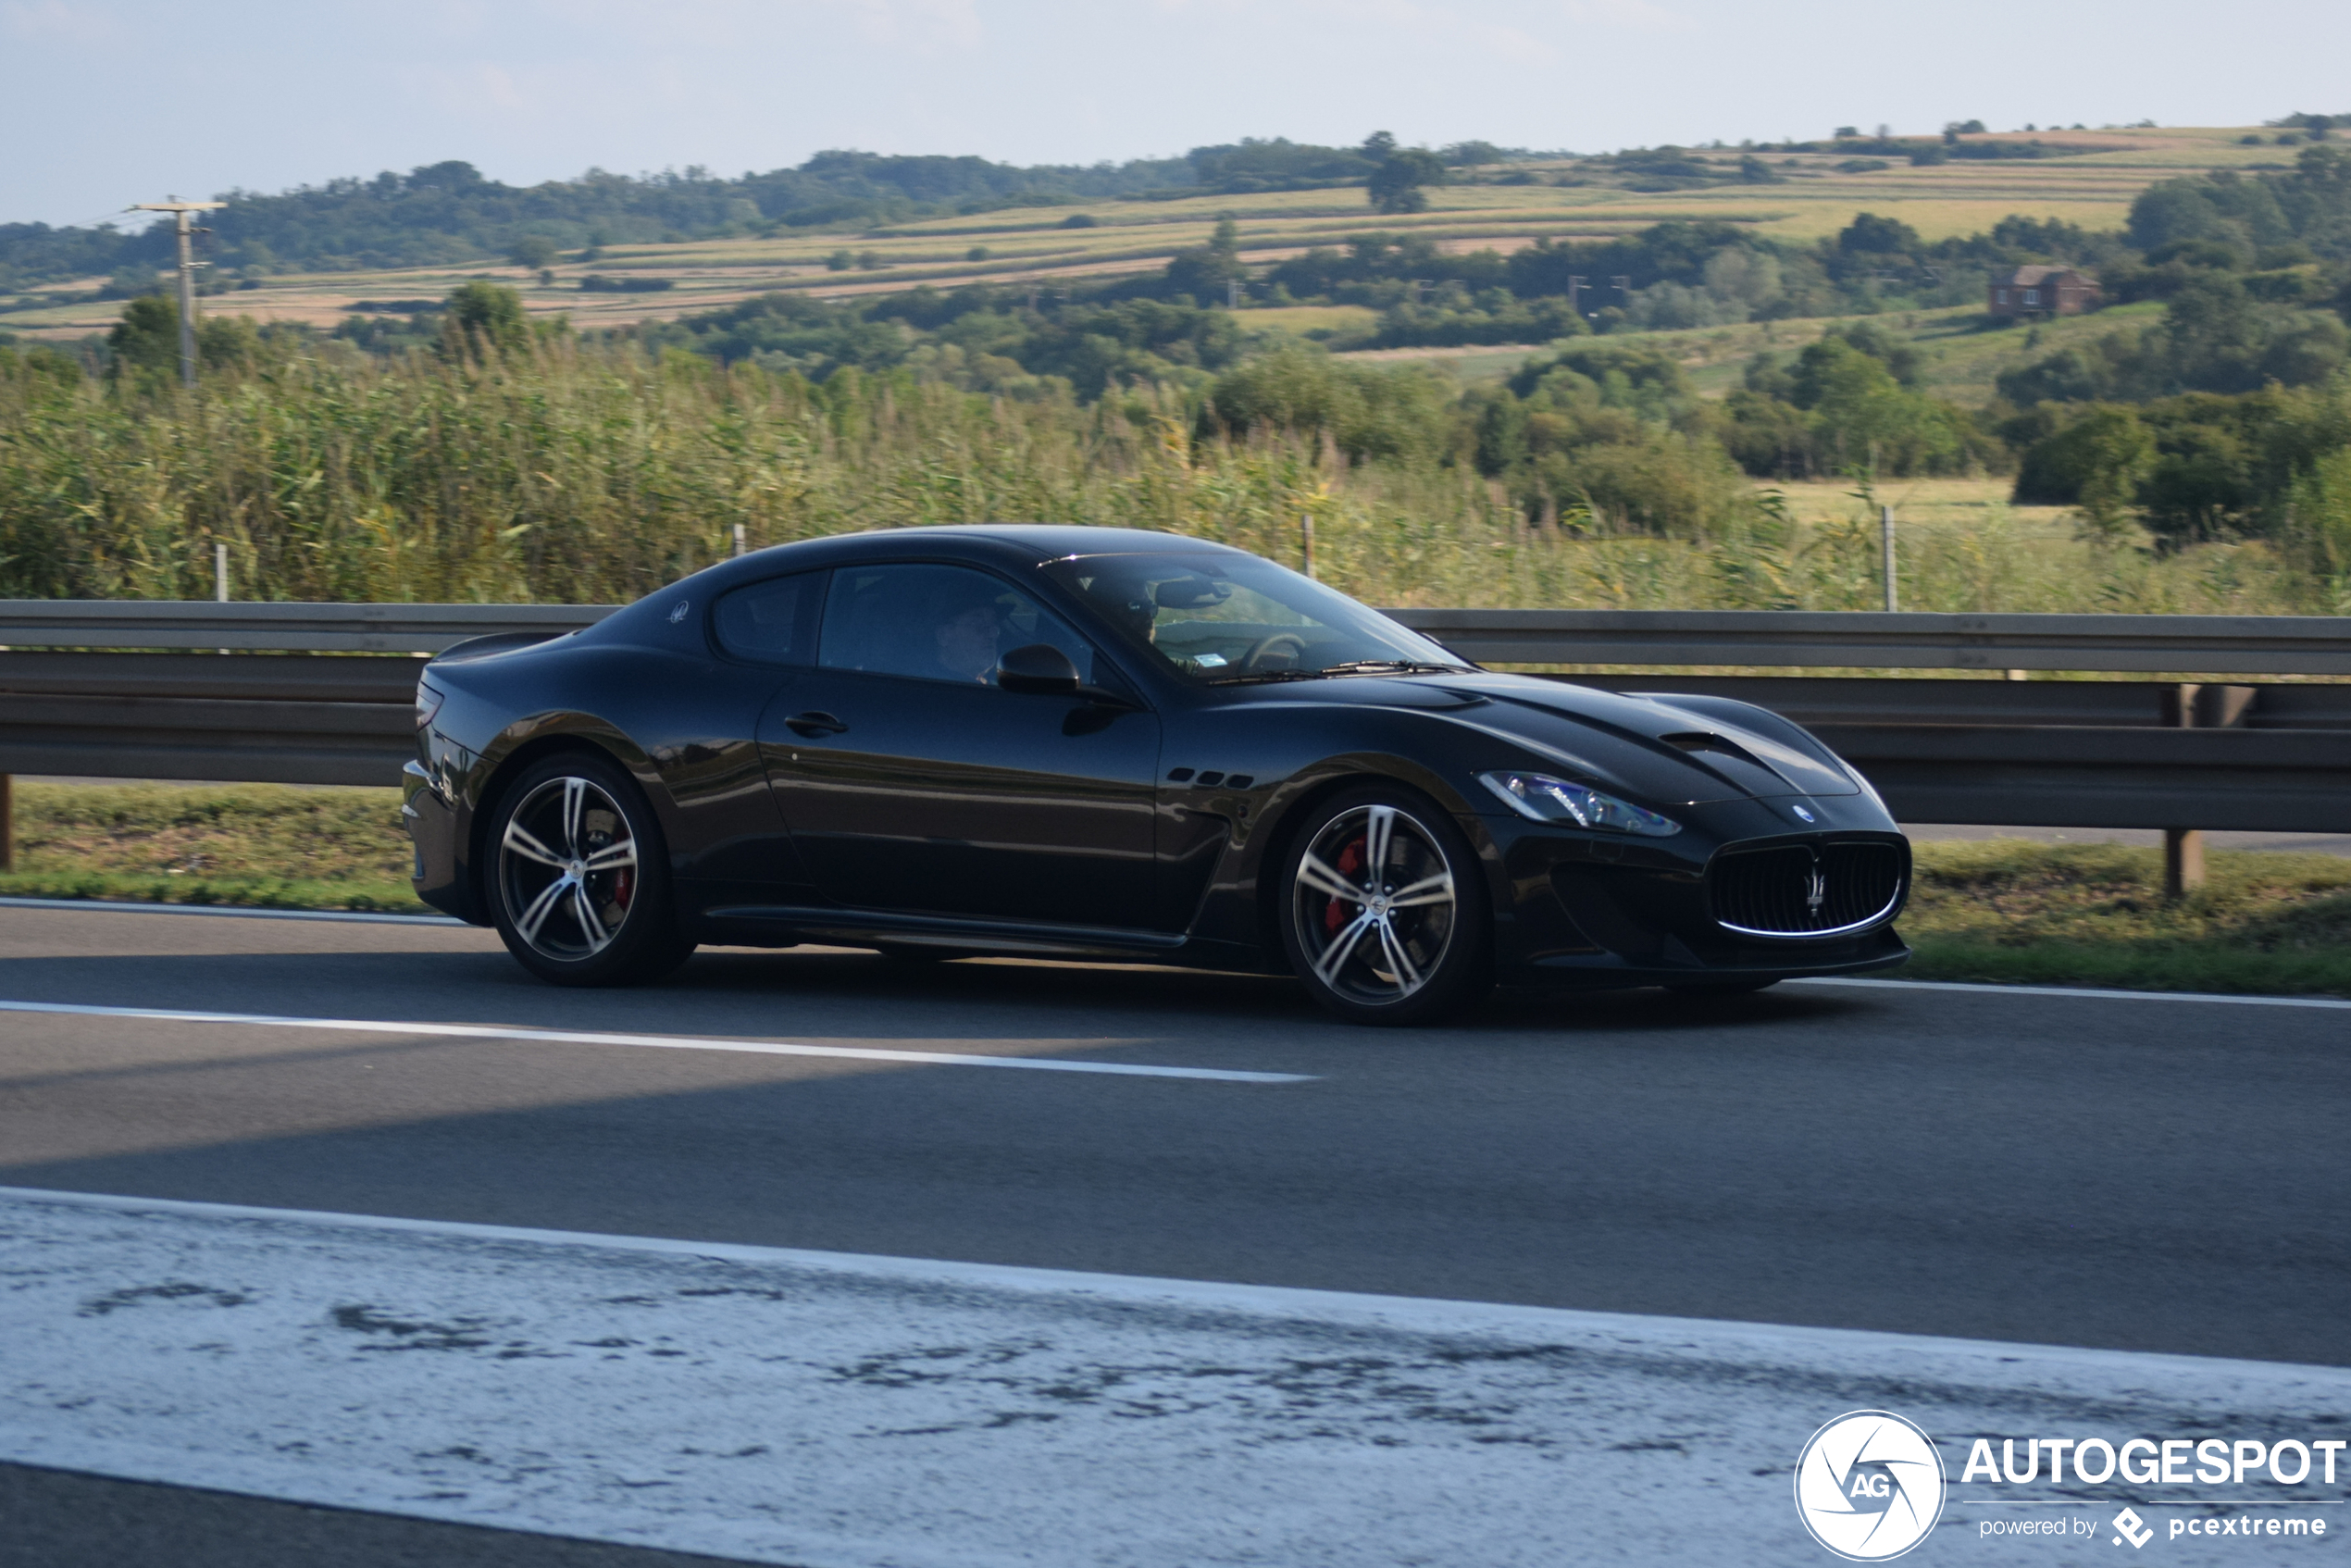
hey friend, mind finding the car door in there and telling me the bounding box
[754,561,1163,931]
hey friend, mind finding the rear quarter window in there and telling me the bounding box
[714,572,824,664]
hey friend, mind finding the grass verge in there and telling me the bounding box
[5,784,2346,996]
[1900,841,2351,999]
[1,780,434,916]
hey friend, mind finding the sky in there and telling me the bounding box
[5,0,2349,227]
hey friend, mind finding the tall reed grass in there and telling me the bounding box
[0,339,2324,614]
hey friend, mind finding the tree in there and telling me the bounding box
[1367,143,1446,216]
[1163,218,1245,304]
[508,234,559,271]
[439,280,531,359]
[1837,212,1922,255]
[106,297,267,386]
[2285,447,2351,581]
[2012,407,2156,535]
[106,295,180,382]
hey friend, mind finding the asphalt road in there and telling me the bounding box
[0,1462,754,1568]
[2,902,2345,1370]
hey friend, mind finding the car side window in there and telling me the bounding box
[713,571,823,664]
[817,564,1094,687]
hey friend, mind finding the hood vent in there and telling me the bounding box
[1661,731,1763,765]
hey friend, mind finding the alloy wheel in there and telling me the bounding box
[1291,803,1459,1005]
[497,775,640,962]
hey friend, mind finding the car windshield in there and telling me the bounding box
[1040,552,1473,682]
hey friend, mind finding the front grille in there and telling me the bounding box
[1710,841,1904,938]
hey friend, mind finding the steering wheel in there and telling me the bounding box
[1242,631,1309,672]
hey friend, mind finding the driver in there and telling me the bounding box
[929,579,1007,683]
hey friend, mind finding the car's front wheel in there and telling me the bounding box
[1278,785,1491,1026]
[488,752,694,987]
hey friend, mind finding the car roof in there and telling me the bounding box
[841,524,1243,561]
[592,527,1254,642]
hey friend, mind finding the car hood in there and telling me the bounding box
[1260,671,1860,804]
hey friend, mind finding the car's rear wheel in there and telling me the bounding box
[1278,785,1490,1026]
[488,752,694,987]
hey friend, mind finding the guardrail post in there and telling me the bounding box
[2163,827,2204,900]
[2158,683,2257,897]
[2160,683,2203,898]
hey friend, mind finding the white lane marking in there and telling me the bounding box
[0,1000,1313,1084]
[3,1186,2343,1568]
[1791,976,2351,1011]
[0,896,466,926]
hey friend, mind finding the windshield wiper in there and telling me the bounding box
[1205,659,1470,686]
[1202,668,1326,685]
[1317,659,1472,676]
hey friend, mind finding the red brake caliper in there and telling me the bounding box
[1325,836,1364,935]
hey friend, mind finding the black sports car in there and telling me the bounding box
[404,525,1909,1023]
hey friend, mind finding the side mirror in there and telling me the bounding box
[996,642,1081,695]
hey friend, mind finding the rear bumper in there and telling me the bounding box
[403,759,483,924]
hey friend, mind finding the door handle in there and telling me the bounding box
[785,710,849,737]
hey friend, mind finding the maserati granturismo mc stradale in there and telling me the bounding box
[404,526,1909,1023]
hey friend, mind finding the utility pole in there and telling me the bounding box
[131,198,227,388]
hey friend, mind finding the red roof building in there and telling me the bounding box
[1988,266,2101,318]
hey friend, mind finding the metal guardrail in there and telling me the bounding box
[0,690,410,788]
[0,605,2345,839]
[1388,608,2351,676]
[0,601,603,653]
[1574,678,2351,833]
[6,602,2351,674]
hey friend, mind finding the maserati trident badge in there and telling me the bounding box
[1804,865,1827,916]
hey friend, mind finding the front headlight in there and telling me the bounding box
[1476,770,1682,837]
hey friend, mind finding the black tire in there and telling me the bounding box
[1277,783,1491,1026]
[485,751,694,987]
[1666,978,1782,997]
